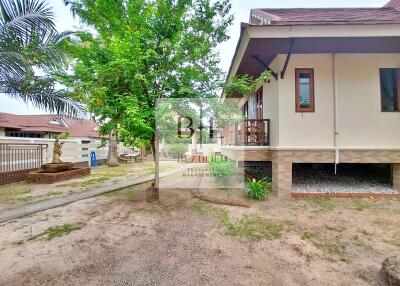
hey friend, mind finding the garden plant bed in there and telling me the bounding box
[27,167,91,184]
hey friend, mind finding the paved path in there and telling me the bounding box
[0,168,184,224]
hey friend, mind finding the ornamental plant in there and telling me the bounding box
[245,177,271,200]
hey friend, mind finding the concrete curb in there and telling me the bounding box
[0,168,183,224]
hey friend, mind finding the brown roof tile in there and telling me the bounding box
[251,7,400,26]
[0,113,100,138]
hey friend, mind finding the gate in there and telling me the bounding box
[0,143,48,185]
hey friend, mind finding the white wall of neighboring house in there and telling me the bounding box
[259,53,400,149]
[0,137,132,167]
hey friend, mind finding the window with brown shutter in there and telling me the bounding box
[380,68,400,112]
[295,69,315,112]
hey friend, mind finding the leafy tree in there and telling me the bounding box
[61,0,233,160]
[0,0,82,116]
[224,70,272,98]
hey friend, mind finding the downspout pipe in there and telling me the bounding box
[333,53,339,174]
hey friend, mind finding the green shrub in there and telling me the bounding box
[208,160,235,184]
[209,153,227,163]
[167,144,187,155]
[245,177,271,200]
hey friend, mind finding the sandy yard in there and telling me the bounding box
[0,161,179,212]
[0,180,399,286]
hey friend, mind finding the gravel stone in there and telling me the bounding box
[292,164,397,194]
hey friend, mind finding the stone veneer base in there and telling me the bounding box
[27,167,91,184]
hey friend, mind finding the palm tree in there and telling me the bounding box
[0,0,82,116]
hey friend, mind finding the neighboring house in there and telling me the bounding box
[221,0,400,196]
[0,113,100,140]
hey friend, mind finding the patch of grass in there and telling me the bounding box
[301,231,314,241]
[307,197,336,213]
[0,188,32,204]
[47,191,62,197]
[226,215,284,240]
[28,224,84,241]
[281,219,297,231]
[352,235,374,251]
[321,241,348,262]
[193,201,286,241]
[385,232,400,248]
[127,190,135,201]
[57,175,110,189]
[387,239,400,248]
[101,187,136,201]
[18,195,34,204]
[192,201,229,225]
[300,230,348,262]
[352,199,373,211]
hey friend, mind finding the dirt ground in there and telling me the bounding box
[0,161,179,212]
[0,180,399,286]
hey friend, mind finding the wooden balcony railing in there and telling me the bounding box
[221,119,270,146]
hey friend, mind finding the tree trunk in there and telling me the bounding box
[146,182,159,202]
[107,131,119,167]
[151,133,156,162]
[147,132,160,202]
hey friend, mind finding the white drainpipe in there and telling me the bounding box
[333,53,339,174]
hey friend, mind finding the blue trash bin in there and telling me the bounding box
[90,151,97,167]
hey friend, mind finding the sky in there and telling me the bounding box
[0,0,388,115]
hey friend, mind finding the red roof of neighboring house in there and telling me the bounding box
[251,6,400,26]
[0,113,100,138]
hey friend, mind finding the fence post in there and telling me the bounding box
[234,122,238,146]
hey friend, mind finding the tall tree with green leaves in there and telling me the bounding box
[0,0,82,116]
[62,0,233,160]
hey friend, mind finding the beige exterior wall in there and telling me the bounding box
[263,57,279,147]
[259,53,400,149]
[0,128,4,137]
[336,54,400,148]
[277,54,335,148]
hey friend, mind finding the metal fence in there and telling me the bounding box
[0,143,48,185]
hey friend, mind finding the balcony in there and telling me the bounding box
[221,119,270,146]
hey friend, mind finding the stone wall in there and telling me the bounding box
[222,147,400,196]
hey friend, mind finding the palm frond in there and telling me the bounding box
[1,77,85,117]
[0,0,83,117]
[63,0,80,19]
[0,0,56,37]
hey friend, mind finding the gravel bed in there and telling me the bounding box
[292,164,398,194]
